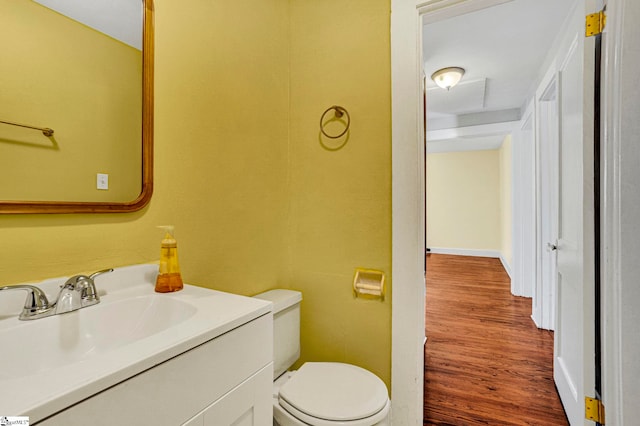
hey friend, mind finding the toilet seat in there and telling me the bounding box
[278,362,389,425]
[278,398,391,426]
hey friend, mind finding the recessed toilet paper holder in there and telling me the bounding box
[353,268,385,300]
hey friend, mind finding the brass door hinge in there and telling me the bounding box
[585,397,605,424]
[586,10,607,37]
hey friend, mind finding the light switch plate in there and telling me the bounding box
[97,173,109,190]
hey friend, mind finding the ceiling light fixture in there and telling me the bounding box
[431,67,465,91]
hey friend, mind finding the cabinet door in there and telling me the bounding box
[203,364,273,426]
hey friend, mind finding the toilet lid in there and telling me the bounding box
[279,362,389,422]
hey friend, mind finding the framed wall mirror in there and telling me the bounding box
[0,0,153,214]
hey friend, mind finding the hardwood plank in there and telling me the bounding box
[424,254,568,426]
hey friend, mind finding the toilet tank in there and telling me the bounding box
[253,289,302,379]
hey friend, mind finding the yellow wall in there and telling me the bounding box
[426,149,502,251]
[287,0,392,388]
[1,1,141,202]
[1,0,290,292]
[426,142,513,268]
[499,135,513,265]
[1,0,392,390]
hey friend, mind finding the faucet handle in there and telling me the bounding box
[83,268,113,302]
[61,268,114,289]
[0,285,50,309]
[0,285,52,320]
[89,268,114,281]
[59,268,113,305]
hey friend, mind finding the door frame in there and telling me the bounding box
[534,68,560,330]
[600,0,624,422]
[512,100,536,299]
[391,0,625,424]
[390,0,530,424]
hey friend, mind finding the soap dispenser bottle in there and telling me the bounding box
[155,225,184,293]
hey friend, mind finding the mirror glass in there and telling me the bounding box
[0,0,152,212]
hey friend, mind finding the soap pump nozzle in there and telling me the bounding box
[155,225,184,293]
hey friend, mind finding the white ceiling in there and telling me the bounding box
[34,0,142,50]
[423,0,575,151]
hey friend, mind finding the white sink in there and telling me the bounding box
[0,264,272,423]
[0,295,197,380]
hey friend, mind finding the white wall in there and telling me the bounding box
[499,135,513,267]
[510,104,536,298]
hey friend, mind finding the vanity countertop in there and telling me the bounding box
[0,264,272,423]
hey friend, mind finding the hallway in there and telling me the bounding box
[423,254,568,425]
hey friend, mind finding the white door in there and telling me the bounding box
[554,0,599,424]
[537,74,559,331]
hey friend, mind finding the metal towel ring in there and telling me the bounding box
[320,105,350,139]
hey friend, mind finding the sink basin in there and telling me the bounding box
[0,264,272,423]
[0,295,196,380]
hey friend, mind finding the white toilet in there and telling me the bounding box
[254,289,391,426]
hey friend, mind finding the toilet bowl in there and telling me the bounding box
[253,290,390,426]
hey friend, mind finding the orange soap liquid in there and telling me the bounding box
[155,272,184,293]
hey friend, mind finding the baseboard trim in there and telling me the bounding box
[499,254,512,279]
[428,247,500,258]
[428,247,512,278]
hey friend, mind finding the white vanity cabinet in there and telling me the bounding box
[37,313,273,426]
[184,364,272,426]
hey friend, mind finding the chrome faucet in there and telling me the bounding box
[0,268,113,320]
[55,269,113,314]
[0,285,55,320]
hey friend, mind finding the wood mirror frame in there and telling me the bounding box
[0,0,154,214]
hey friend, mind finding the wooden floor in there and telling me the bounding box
[424,254,568,425]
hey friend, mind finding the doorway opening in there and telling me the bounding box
[421,0,577,423]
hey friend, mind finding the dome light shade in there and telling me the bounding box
[431,67,465,90]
